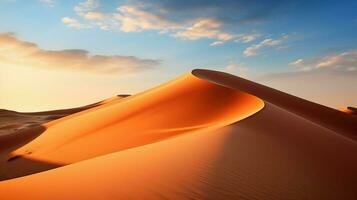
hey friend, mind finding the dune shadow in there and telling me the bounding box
[199,103,357,199]
[197,105,302,199]
[0,125,62,181]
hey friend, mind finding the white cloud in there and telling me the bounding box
[82,11,107,20]
[289,59,304,66]
[0,33,159,74]
[288,59,312,71]
[210,41,224,46]
[289,50,357,72]
[243,35,288,57]
[175,19,234,41]
[235,33,260,43]
[316,51,357,69]
[224,61,248,77]
[62,17,86,29]
[114,5,181,32]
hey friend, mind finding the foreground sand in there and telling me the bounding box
[0,69,356,199]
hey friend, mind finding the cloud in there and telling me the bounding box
[241,34,260,43]
[210,41,224,46]
[72,1,182,32]
[258,50,357,108]
[316,51,357,70]
[0,33,159,74]
[289,58,304,66]
[115,5,182,32]
[243,35,288,56]
[175,19,234,41]
[62,17,86,29]
[289,50,357,72]
[62,0,264,46]
[224,60,248,77]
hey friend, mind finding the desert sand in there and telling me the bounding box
[0,69,356,199]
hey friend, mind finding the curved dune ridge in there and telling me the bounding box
[1,69,357,199]
[5,72,264,168]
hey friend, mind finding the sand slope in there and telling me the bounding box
[0,69,356,199]
[193,69,357,140]
[0,95,129,180]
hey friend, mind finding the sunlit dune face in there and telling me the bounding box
[12,72,264,164]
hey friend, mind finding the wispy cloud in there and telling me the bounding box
[0,33,159,74]
[210,41,224,46]
[289,50,357,72]
[175,19,234,41]
[258,50,357,108]
[115,5,182,32]
[236,33,261,43]
[62,17,87,29]
[243,35,288,57]
[224,60,249,77]
[288,58,304,66]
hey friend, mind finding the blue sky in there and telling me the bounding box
[0,0,356,110]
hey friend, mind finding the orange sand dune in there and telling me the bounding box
[10,73,263,165]
[0,69,356,199]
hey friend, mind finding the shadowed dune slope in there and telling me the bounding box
[10,72,264,165]
[193,69,357,140]
[1,69,356,199]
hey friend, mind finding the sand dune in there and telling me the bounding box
[193,69,357,140]
[342,107,357,116]
[0,95,129,180]
[1,72,263,180]
[0,95,129,136]
[0,69,356,199]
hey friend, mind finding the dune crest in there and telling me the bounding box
[193,69,357,140]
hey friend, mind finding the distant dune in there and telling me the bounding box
[342,106,357,116]
[0,69,356,199]
[0,95,129,136]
